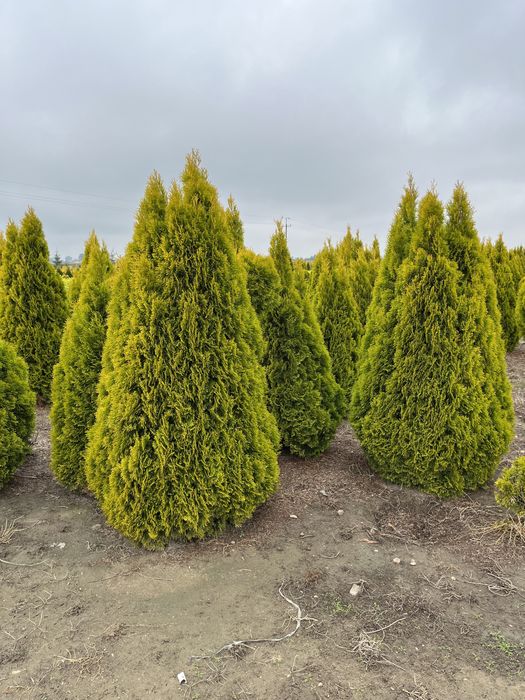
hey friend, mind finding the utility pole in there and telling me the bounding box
[284,217,292,240]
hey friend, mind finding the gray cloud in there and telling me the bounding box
[0,0,523,258]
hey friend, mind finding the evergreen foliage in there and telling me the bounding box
[50,233,112,489]
[224,196,244,252]
[489,235,519,352]
[0,212,68,401]
[0,339,35,489]
[350,177,418,429]
[495,457,525,516]
[445,186,514,449]
[516,277,525,339]
[313,244,362,405]
[243,223,345,457]
[68,235,96,307]
[0,231,5,266]
[351,186,514,497]
[334,229,381,325]
[85,157,279,547]
[509,246,525,291]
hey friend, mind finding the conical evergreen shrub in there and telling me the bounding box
[445,184,514,479]
[352,188,513,497]
[85,157,279,547]
[313,244,362,406]
[0,212,68,401]
[0,339,35,489]
[68,233,96,307]
[225,196,244,252]
[50,233,112,489]
[334,229,380,326]
[489,235,519,352]
[350,177,418,429]
[495,457,525,515]
[516,277,525,339]
[243,223,345,457]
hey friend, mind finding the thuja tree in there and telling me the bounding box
[243,223,345,457]
[85,157,279,547]
[489,235,519,352]
[444,184,513,488]
[0,212,68,401]
[0,339,35,489]
[350,177,418,429]
[313,244,362,406]
[50,233,112,489]
[353,189,513,496]
[516,277,525,339]
[225,196,244,252]
[334,229,380,326]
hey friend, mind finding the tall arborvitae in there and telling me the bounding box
[509,246,525,291]
[516,277,525,339]
[353,189,513,497]
[489,235,519,352]
[444,184,514,487]
[0,212,68,401]
[334,229,380,326]
[0,339,35,489]
[85,157,279,547]
[350,177,418,429]
[50,233,112,489]
[242,223,345,457]
[313,244,362,406]
[225,196,244,252]
[68,235,95,307]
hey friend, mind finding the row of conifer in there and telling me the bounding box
[0,154,524,543]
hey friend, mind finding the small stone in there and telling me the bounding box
[410,559,416,566]
[320,489,327,497]
[318,682,323,687]
[392,557,401,564]
[91,524,101,530]
[350,583,362,597]
[337,509,344,516]
[289,514,298,519]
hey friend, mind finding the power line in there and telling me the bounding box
[0,178,133,205]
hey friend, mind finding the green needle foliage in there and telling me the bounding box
[516,277,525,339]
[495,457,525,516]
[50,233,112,489]
[334,228,381,325]
[313,244,362,406]
[0,339,35,489]
[243,223,345,457]
[0,231,5,266]
[445,185,514,474]
[85,156,279,547]
[352,187,513,497]
[350,177,418,430]
[0,211,68,402]
[225,196,244,252]
[489,235,519,352]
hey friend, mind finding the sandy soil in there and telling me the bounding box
[1,346,524,699]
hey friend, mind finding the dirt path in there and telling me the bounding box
[1,347,525,699]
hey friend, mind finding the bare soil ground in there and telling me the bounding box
[1,347,525,699]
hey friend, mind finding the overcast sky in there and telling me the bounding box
[0,0,523,258]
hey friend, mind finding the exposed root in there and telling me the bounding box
[189,583,308,661]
